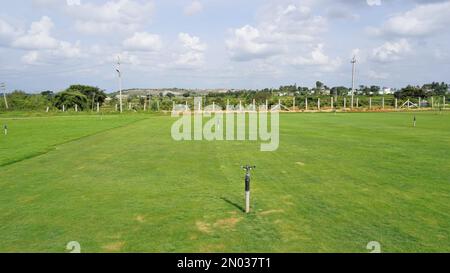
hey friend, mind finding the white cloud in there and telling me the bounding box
[32,0,61,8]
[351,48,361,59]
[179,32,207,52]
[21,51,40,65]
[372,39,411,63]
[19,41,82,65]
[225,3,341,72]
[175,51,204,67]
[184,1,203,16]
[378,2,450,37]
[226,3,327,62]
[226,25,279,61]
[68,0,155,35]
[123,32,162,51]
[57,41,82,58]
[5,16,83,64]
[293,44,329,65]
[326,7,359,21]
[291,44,342,71]
[12,16,59,49]
[175,33,207,67]
[115,51,140,66]
[0,19,20,45]
[66,0,81,6]
[366,0,381,6]
[258,4,326,43]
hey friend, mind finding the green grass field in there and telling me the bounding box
[0,112,449,253]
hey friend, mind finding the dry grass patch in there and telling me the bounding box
[102,241,125,252]
[259,209,285,216]
[135,215,145,223]
[213,217,242,230]
[196,221,212,234]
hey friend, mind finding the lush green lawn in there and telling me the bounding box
[0,114,144,166]
[0,112,449,253]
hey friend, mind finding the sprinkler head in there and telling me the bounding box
[242,165,256,172]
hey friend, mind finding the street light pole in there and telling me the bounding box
[351,56,357,109]
[116,56,123,113]
[1,83,8,110]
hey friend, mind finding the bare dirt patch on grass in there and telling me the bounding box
[196,221,212,234]
[213,217,242,230]
[103,241,125,252]
[196,214,243,234]
[135,215,145,223]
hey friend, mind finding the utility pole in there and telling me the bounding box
[351,56,357,109]
[116,56,123,113]
[1,83,8,110]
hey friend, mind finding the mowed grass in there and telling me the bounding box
[0,112,449,253]
[0,114,145,166]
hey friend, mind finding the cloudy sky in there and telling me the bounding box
[1,0,450,93]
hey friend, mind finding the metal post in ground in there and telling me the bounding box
[242,165,256,214]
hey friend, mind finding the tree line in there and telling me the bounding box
[0,82,448,112]
[1,85,107,111]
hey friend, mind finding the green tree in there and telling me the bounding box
[422,82,448,96]
[314,81,325,95]
[54,91,89,110]
[65,85,107,109]
[41,91,54,99]
[316,81,324,90]
[395,85,426,99]
[8,91,28,110]
[331,86,349,96]
[298,86,310,95]
[370,86,381,95]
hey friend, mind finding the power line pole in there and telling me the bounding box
[1,83,8,110]
[351,56,357,109]
[116,56,123,113]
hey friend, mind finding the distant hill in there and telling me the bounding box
[109,88,230,97]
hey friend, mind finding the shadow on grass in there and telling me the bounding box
[221,197,244,212]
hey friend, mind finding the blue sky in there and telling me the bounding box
[1,0,450,93]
